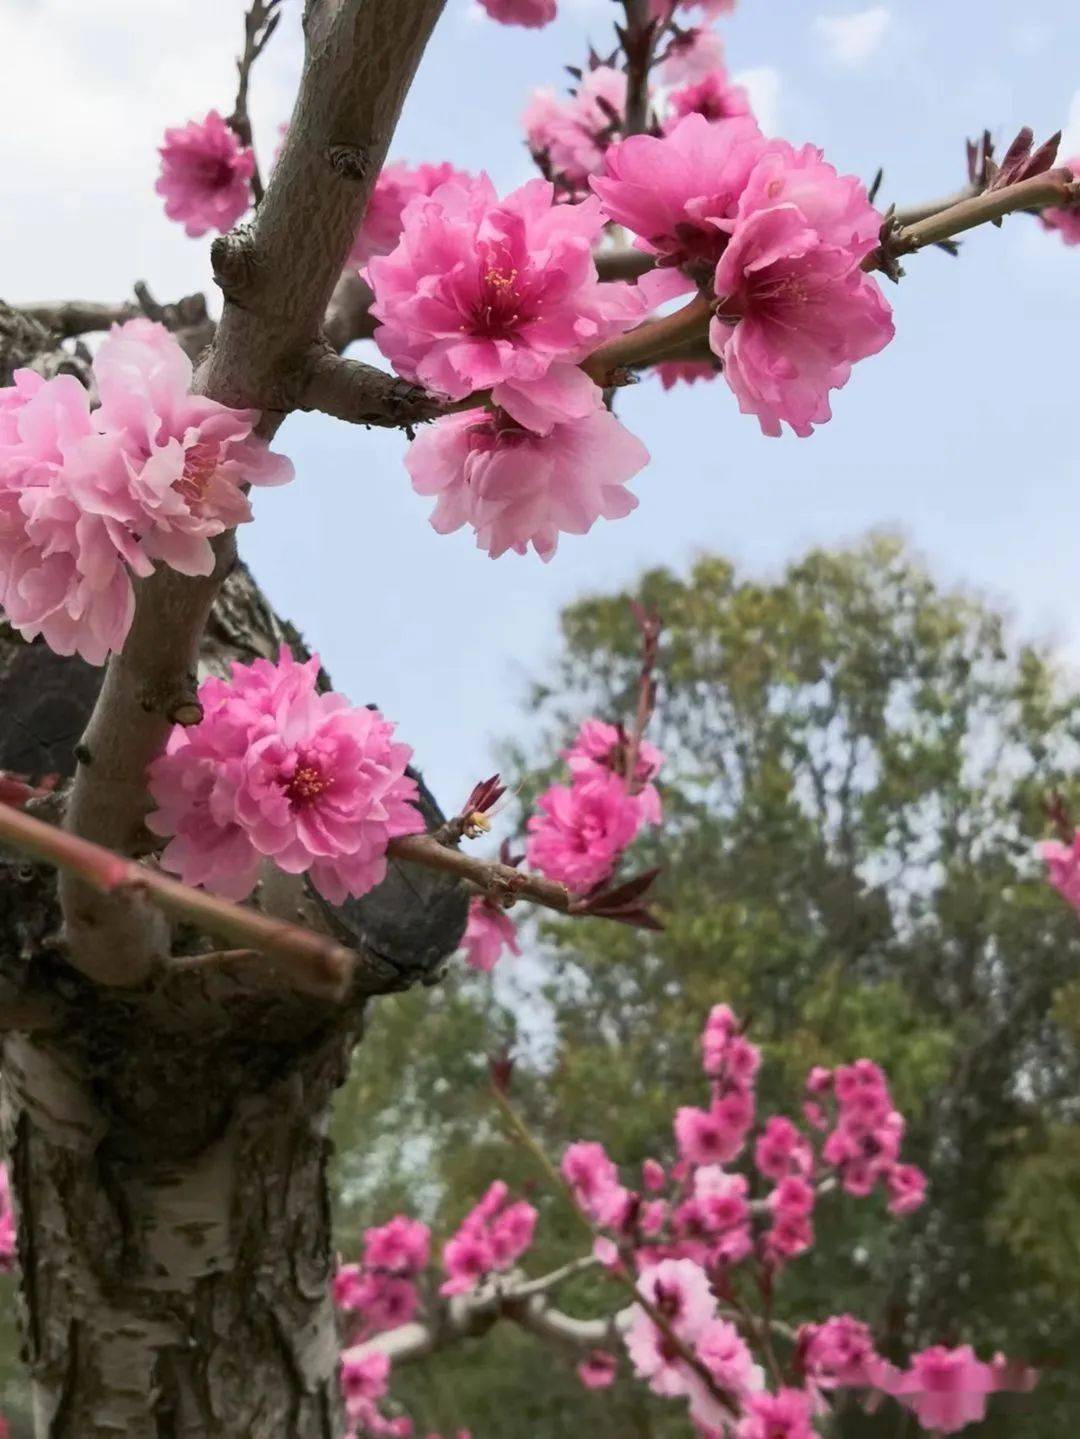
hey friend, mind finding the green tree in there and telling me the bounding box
[332,536,1080,1436]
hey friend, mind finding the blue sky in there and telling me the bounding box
[3,0,1080,814]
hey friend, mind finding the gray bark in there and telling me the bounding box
[0,561,466,1436]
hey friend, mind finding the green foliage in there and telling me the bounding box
[332,536,1080,1436]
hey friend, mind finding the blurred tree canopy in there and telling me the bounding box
[8,536,1070,1438]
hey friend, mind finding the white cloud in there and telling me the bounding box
[814,7,892,67]
[733,67,781,137]
[1060,89,1080,161]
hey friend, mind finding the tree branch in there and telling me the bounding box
[0,799,355,997]
[60,0,449,985]
[388,834,574,915]
[620,0,659,138]
[226,0,283,206]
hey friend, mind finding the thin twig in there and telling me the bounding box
[620,0,659,138]
[0,800,354,998]
[227,0,283,206]
[388,833,573,914]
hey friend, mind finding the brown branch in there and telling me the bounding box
[581,291,713,385]
[594,247,655,282]
[61,0,449,984]
[620,0,659,138]
[0,799,354,997]
[388,834,573,914]
[322,271,378,351]
[892,184,978,227]
[14,300,141,338]
[300,349,446,427]
[226,0,283,207]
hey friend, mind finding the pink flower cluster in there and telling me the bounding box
[350,162,475,266]
[592,114,894,435]
[155,111,254,237]
[524,68,628,198]
[336,1214,431,1345]
[339,1348,409,1439]
[0,322,290,664]
[460,894,521,973]
[440,1182,538,1295]
[526,716,663,892]
[806,1060,927,1215]
[146,648,424,904]
[1040,155,1080,245]
[478,0,556,25]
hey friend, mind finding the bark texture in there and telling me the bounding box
[0,562,467,1437]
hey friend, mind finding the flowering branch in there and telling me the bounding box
[60,0,448,985]
[0,799,355,998]
[226,0,282,206]
[388,833,574,913]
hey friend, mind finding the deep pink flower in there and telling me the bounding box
[562,1141,632,1228]
[737,1388,816,1439]
[368,175,643,434]
[363,1216,431,1275]
[478,0,556,24]
[734,141,883,264]
[155,110,254,238]
[883,1347,1004,1434]
[578,1349,618,1389]
[701,1003,739,1072]
[405,407,647,561]
[1039,831,1080,911]
[564,718,664,824]
[688,1319,764,1431]
[675,1099,750,1166]
[656,360,718,389]
[0,1167,14,1273]
[755,1117,814,1182]
[711,205,894,437]
[440,1184,537,1295]
[651,0,737,17]
[524,68,628,196]
[340,1347,390,1421]
[350,162,475,265]
[526,773,643,892]
[147,648,423,904]
[1040,156,1080,245]
[800,1315,879,1389]
[592,114,766,278]
[886,1163,927,1216]
[643,1158,667,1192]
[460,895,521,972]
[666,69,752,127]
[659,28,729,85]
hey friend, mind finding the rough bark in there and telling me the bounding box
[0,562,467,1436]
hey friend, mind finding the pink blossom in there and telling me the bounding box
[562,1140,632,1228]
[701,1003,739,1072]
[592,114,767,279]
[643,1158,667,1192]
[737,1388,816,1439]
[882,1347,1008,1434]
[667,70,752,127]
[350,162,475,265]
[755,1117,814,1182]
[624,1259,716,1395]
[524,68,628,196]
[693,1165,750,1233]
[340,1347,390,1420]
[734,141,883,264]
[564,718,664,824]
[800,1315,880,1389]
[0,1167,14,1273]
[460,895,521,972]
[688,1319,764,1430]
[478,0,556,24]
[656,360,718,389]
[578,1350,618,1389]
[1039,156,1080,245]
[1039,831,1080,911]
[368,175,643,434]
[675,1099,750,1166]
[886,1163,927,1216]
[659,28,729,85]
[405,407,648,561]
[89,319,293,578]
[155,110,254,238]
[526,772,643,892]
[651,0,737,17]
[363,1216,431,1275]
[711,205,894,437]
[146,648,424,904]
[440,1183,537,1295]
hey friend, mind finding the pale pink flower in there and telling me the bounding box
[350,162,475,265]
[367,175,643,434]
[656,360,718,389]
[1039,831,1080,911]
[737,1388,816,1439]
[666,69,752,127]
[883,1347,1006,1434]
[524,68,629,196]
[711,205,894,437]
[564,718,664,825]
[405,407,647,561]
[155,110,254,238]
[592,113,767,277]
[363,1216,431,1275]
[624,1259,717,1395]
[578,1349,618,1389]
[1039,156,1080,245]
[88,320,293,577]
[460,895,521,972]
[701,1003,739,1073]
[146,648,423,904]
[688,1319,764,1431]
[651,0,737,17]
[478,0,556,24]
[659,28,729,85]
[526,773,643,892]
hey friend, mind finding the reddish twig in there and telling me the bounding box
[0,800,354,998]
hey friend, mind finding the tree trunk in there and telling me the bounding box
[0,561,466,1436]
